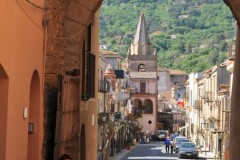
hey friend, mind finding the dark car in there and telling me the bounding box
[178,142,199,159]
[154,130,167,141]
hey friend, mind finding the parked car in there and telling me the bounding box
[155,130,167,141]
[174,139,190,153]
[173,136,187,144]
[178,142,199,159]
[170,133,179,141]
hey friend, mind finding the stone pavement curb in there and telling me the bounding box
[109,144,138,160]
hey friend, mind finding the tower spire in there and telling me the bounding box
[130,12,152,55]
[134,12,150,45]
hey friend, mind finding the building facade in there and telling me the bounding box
[186,61,231,159]
[43,1,103,160]
[0,1,44,159]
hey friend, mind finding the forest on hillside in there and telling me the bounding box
[99,0,235,73]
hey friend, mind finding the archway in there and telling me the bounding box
[80,125,86,160]
[143,99,153,114]
[133,99,143,115]
[27,70,40,160]
[0,64,8,160]
[59,154,72,160]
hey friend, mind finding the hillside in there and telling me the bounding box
[99,0,235,73]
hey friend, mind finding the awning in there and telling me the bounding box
[179,124,189,131]
[127,99,132,113]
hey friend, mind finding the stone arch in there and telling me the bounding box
[59,154,72,160]
[28,70,41,160]
[138,64,146,72]
[80,125,86,160]
[133,99,142,110]
[143,99,153,114]
[0,64,8,160]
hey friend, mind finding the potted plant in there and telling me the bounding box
[126,137,133,150]
[82,91,90,100]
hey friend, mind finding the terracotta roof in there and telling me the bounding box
[130,72,157,79]
[100,50,119,55]
[158,67,169,72]
[105,64,115,76]
[168,69,187,75]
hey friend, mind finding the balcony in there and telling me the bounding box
[130,88,157,95]
[98,79,110,92]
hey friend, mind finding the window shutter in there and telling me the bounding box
[87,52,95,97]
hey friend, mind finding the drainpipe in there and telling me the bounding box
[229,23,240,160]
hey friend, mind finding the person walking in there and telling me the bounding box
[164,137,171,153]
[170,139,174,154]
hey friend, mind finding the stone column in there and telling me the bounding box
[230,23,240,160]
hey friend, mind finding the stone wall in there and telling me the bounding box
[43,0,102,159]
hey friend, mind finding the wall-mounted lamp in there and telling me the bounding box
[28,122,34,133]
[23,107,28,119]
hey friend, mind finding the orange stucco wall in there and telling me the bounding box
[0,1,44,160]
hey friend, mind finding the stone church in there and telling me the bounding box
[127,12,158,133]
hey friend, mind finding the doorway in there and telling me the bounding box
[27,70,40,160]
[0,64,9,160]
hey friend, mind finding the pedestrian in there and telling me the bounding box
[164,137,171,153]
[170,139,174,154]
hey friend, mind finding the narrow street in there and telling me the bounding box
[111,142,214,160]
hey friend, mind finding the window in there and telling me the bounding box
[138,64,146,72]
[140,82,146,93]
[143,99,153,114]
[82,24,95,99]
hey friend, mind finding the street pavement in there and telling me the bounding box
[110,142,214,160]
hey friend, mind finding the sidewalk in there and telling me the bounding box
[109,144,138,160]
[199,151,215,159]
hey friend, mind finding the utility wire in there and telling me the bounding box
[26,0,45,10]
[54,26,86,40]
[15,0,43,31]
[16,0,94,40]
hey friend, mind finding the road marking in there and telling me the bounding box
[127,156,178,159]
[150,147,162,150]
